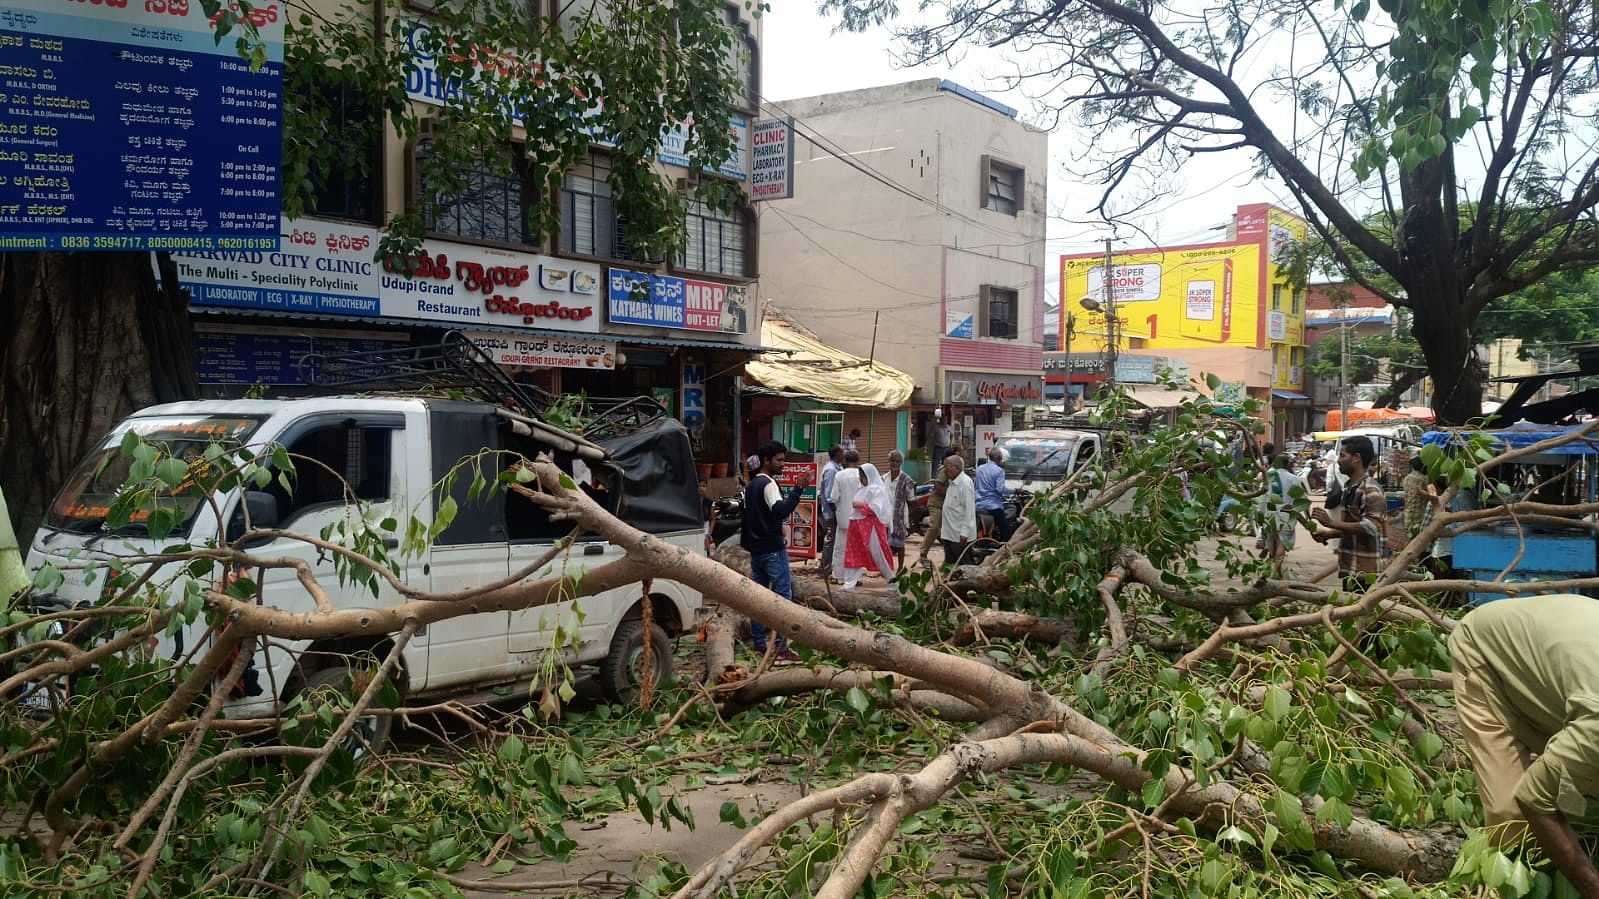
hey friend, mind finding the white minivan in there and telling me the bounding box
[24,396,706,748]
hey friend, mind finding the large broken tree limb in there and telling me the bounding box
[719,665,986,721]
[677,728,1461,899]
[950,609,1081,647]
[514,460,1466,885]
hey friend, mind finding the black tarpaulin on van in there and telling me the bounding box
[596,418,702,535]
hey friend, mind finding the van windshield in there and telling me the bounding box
[45,416,264,535]
[999,437,1080,481]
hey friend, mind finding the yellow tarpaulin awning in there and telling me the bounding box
[745,312,915,409]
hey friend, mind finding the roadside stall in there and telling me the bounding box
[1422,425,1599,605]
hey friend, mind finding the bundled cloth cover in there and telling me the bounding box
[597,418,706,534]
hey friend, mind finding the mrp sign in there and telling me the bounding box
[681,361,707,428]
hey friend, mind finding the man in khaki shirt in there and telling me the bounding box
[1450,595,1599,896]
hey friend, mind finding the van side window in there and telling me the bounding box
[273,425,392,523]
[502,435,616,542]
[1074,441,1096,470]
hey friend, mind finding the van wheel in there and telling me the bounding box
[600,620,672,705]
[298,664,395,757]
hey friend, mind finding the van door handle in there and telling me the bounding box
[583,544,605,556]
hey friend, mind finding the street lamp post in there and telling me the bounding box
[1080,238,1118,398]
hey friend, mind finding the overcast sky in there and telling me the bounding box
[759,4,1302,308]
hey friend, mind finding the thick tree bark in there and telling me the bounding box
[0,252,196,546]
[1409,289,1482,425]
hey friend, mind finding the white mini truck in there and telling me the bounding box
[24,396,707,748]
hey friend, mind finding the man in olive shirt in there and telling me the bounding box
[1450,594,1599,896]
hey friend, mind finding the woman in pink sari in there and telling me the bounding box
[843,463,899,595]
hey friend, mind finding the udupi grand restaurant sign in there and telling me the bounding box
[170,217,603,333]
[944,370,1045,406]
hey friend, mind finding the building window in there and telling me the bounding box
[724,5,757,111]
[1271,284,1284,311]
[292,78,380,223]
[678,199,750,277]
[1291,288,1305,313]
[1291,346,1306,368]
[558,154,658,262]
[981,155,1023,215]
[416,140,532,245]
[561,172,615,258]
[980,286,1019,340]
[558,0,613,37]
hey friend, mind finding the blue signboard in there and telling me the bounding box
[197,330,405,385]
[608,268,687,328]
[0,1,283,251]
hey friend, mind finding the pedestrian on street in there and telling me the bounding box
[841,428,861,453]
[928,413,952,463]
[886,450,916,571]
[974,446,1014,542]
[1402,456,1433,539]
[741,440,811,661]
[939,454,977,567]
[842,463,899,595]
[1449,594,1599,896]
[917,443,962,569]
[829,450,864,578]
[1261,454,1304,577]
[1310,435,1389,584]
[817,445,844,579]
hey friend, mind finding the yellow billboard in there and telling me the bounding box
[1061,243,1263,352]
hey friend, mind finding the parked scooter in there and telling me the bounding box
[710,494,744,545]
[961,490,1030,565]
[908,481,935,534]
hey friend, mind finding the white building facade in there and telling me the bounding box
[757,79,1048,452]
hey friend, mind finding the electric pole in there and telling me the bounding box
[1338,313,1350,428]
[1103,237,1118,392]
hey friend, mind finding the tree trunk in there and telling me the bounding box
[1410,294,1482,425]
[0,252,197,546]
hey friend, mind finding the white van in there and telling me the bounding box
[24,396,706,748]
[994,429,1103,493]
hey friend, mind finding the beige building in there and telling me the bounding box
[756,79,1049,454]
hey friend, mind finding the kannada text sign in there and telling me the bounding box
[0,0,283,251]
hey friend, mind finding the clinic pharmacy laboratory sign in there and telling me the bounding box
[172,218,603,332]
[0,0,283,251]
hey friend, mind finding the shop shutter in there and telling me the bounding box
[842,407,904,471]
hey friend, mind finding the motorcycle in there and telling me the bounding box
[961,490,1030,565]
[908,481,934,534]
[709,494,744,546]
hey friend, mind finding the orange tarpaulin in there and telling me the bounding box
[1323,407,1423,430]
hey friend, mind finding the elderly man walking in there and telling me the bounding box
[917,443,962,569]
[939,454,977,566]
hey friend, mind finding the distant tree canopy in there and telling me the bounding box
[822,0,1599,423]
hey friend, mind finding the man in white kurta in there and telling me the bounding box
[829,451,863,577]
[939,455,977,566]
